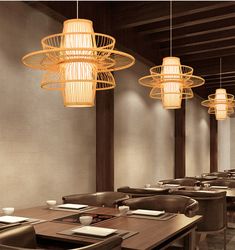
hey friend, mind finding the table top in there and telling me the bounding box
[12,206,201,250]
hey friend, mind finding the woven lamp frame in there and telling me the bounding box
[22,18,135,107]
[201,92,235,116]
[139,63,205,102]
[22,34,135,91]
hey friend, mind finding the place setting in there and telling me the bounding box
[46,200,97,213]
[0,207,46,230]
[57,213,138,241]
[126,208,177,221]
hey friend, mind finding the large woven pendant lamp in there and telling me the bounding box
[138,1,205,109]
[22,2,135,107]
[201,58,235,120]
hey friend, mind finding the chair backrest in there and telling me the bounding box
[0,225,37,249]
[73,236,122,250]
[62,192,130,207]
[117,186,169,198]
[160,178,198,186]
[0,225,122,250]
[209,172,230,177]
[0,237,122,250]
[202,179,235,188]
[123,195,198,217]
[172,190,227,232]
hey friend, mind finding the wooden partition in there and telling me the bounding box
[174,101,186,178]
[210,116,218,172]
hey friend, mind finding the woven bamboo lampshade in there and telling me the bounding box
[22,18,135,107]
[201,88,235,120]
[139,56,205,109]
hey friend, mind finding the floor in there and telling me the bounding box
[199,212,235,250]
[199,229,235,250]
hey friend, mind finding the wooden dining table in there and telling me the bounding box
[11,206,201,250]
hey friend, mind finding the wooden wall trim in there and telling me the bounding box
[210,116,218,172]
[174,100,186,178]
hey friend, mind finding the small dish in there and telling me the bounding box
[2,207,14,215]
[79,216,93,226]
[46,200,57,209]
[118,205,129,215]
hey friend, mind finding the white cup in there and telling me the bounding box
[194,186,200,191]
[157,181,164,187]
[46,200,57,209]
[204,183,210,189]
[144,184,151,188]
[79,216,93,226]
[118,205,130,215]
[2,207,14,215]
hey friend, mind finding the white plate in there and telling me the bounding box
[163,184,180,187]
[211,186,228,189]
[57,204,88,210]
[204,176,217,179]
[144,187,164,191]
[0,216,29,224]
[72,226,117,237]
[132,209,165,216]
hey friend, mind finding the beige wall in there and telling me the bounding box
[230,119,235,169]
[114,60,175,189]
[218,119,231,171]
[185,97,210,176]
[0,3,96,209]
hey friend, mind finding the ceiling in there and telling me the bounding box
[27,1,235,99]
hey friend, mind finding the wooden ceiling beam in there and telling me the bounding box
[202,71,235,78]
[160,34,235,51]
[161,38,235,57]
[173,46,235,63]
[149,18,235,42]
[139,7,235,35]
[112,2,234,29]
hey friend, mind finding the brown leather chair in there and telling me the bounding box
[160,178,198,186]
[0,225,122,250]
[0,224,37,249]
[117,186,170,198]
[62,192,130,207]
[172,190,227,249]
[123,195,199,217]
[209,172,231,178]
[202,179,235,188]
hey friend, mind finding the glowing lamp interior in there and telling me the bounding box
[215,88,227,120]
[61,19,96,107]
[162,57,182,109]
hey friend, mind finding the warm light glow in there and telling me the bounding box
[215,88,227,120]
[61,19,96,107]
[22,18,135,108]
[162,57,182,109]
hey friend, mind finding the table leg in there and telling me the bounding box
[184,227,196,250]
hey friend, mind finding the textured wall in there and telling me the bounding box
[114,60,175,189]
[0,3,96,209]
[230,119,235,169]
[185,97,210,176]
[218,119,230,171]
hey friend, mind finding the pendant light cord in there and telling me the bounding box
[76,0,79,19]
[170,0,172,57]
[220,57,222,88]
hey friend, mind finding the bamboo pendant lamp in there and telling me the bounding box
[22,18,135,107]
[138,1,204,109]
[201,59,235,120]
